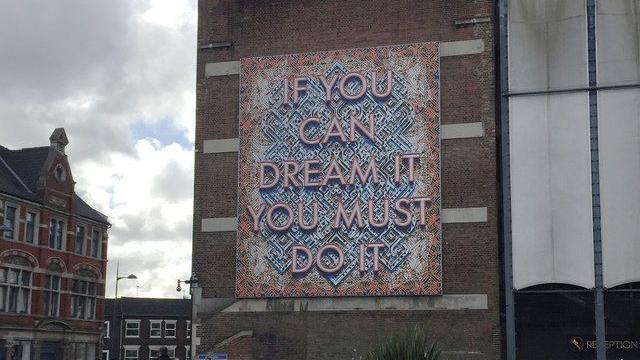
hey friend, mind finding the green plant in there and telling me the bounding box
[364,327,440,360]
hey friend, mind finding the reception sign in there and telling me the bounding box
[236,42,441,297]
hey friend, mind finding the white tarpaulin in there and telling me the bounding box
[598,89,640,288]
[509,0,588,92]
[510,93,595,289]
[597,0,640,86]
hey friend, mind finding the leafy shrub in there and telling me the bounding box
[364,327,440,360]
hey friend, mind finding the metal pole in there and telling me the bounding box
[114,261,120,360]
[497,0,516,358]
[586,0,606,358]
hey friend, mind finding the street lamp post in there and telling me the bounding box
[176,274,199,359]
[113,261,136,360]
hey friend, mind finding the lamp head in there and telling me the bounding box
[176,280,182,293]
[127,274,137,279]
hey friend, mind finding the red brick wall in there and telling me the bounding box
[194,1,500,358]
[0,195,108,332]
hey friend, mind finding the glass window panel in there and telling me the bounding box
[20,288,28,313]
[0,268,6,283]
[92,230,100,257]
[150,321,162,337]
[51,293,58,316]
[125,349,138,360]
[515,290,595,359]
[8,287,18,312]
[165,322,176,337]
[49,219,56,248]
[71,296,78,317]
[25,212,35,243]
[75,226,85,254]
[87,344,95,360]
[88,298,95,319]
[5,206,16,239]
[75,343,86,360]
[56,220,64,249]
[0,286,5,311]
[20,271,30,286]
[8,269,18,284]
[605,285,640,358]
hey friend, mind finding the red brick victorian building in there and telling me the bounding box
[0,128,109,360]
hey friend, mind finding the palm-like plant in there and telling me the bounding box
[365,327,440,360]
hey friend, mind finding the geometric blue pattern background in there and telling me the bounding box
[260,62,419,286]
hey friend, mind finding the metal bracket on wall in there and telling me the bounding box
[199,41,232,50]
[454,17,492,28]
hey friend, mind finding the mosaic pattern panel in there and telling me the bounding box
[237,43,441,298]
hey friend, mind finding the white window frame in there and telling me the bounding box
[149,319,162,338]
[148,345,175,360]
[104,320,110,338]
[124,345,140,360]
[102,350,109,360]
[3,202,19,240]
[43,273,61,317]
[0,265,32,314]
[48,217,66,251]
[90,228,102,258]
[23,209,39,244]
[164,320,177,338]
[125,319,141,338]
[70,277,97,319]
[186,320,191,338]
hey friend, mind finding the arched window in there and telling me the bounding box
[71,269,97,319]
[44,263,62,317]
[0,255,33,314]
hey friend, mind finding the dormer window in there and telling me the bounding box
[54,164,66,183]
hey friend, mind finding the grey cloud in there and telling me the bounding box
[0,0,196,161]
[0,1,197,297]
[109,207,192,244]
[151,160,193,202]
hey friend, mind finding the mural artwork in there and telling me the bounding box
[236,42,441,297]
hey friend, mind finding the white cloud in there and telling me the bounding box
[75,139,194,298]
[0,1,197,297]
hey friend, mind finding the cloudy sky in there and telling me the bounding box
[0,0,197,298]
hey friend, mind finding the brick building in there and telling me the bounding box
[0,128,109,360]
[103,298,192,360]
[192,1,500,359]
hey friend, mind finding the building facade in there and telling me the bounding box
[104,298,192,360]
[500,0,640,359]
[0,128,109,360]
[193,1,501,359]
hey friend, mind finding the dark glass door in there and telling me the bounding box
[40,342,62,360]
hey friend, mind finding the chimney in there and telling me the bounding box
[49,128,69,154]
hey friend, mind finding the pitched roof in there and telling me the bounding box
[0,145,50,193]
[104,297,192,317]
[75,194,109,223]
[0,153,36,200]
[0,142,109,225]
